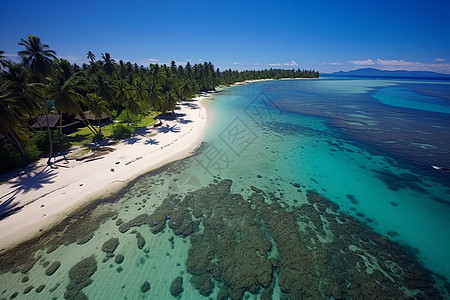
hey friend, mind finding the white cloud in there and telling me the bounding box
[251,63,260,66]
[375,58,450,73]
[329,62,344,65]
[348,59,375,65]
[269,60,297,67]
[435,58,446,62]
[59,55,82,63]
[3,53,19,58]
[346,58,450,74]
[1,53,21,63]
[233,61,243,65]
[376,59,412,66]
[139,58,161,65]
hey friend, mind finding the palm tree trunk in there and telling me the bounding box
[157,112,162,125]
[43,100,53,165]
[59,111,63,134]
[126,106,130,126]
[6,130,27,160]
[79,111,99,135]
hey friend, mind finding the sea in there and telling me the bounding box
[0,77,449,299]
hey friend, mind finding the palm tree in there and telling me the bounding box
[86,51,96,64]
[87,93,110,134]
[115,80,135,126]
[0,50,9,70]
[50,74,84,134]
[132,76,149,105]
[0,80,28,159]
[18,35,56,79]
[162,91,178,116]
[90,71,115,104]
[146,80,163,125]
[3,62,39,119]
[101,52,115,75]
[18,35,57,165]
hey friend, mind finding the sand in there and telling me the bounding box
[0,96,212,252]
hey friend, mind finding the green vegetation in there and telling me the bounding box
[111,125,133,140]
[0,35,319,174]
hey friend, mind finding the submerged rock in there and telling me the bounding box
[135,232,146,249]
[35,285,45,293]
[23,285,33,294]
[250,186,263,193]
[140,281,151,293]
[190,274,214,296]
[64,256,97,300]
[45,261,61,276]
[115,254,124,264]
[101,238,119,253]
[170,276,184,297]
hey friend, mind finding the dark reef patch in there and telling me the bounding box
[45,261,61,276]
[432,197,450,208]
[0,201,116,276]
[64,256,97,300]
[346,194,359,204]
[140,281,151,293]
[155,180,449,299]
[372,169,429,194]
[115,254,124,264]
[135,232,146,249]
[101,237,119,253]
[170,276,184,297]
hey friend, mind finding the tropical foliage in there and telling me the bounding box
[0,35,319,173]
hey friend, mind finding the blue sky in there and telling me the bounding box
[1,0,450,73]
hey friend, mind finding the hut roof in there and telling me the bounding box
[31,115,60,129]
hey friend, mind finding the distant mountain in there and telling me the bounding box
[330,68,450,79]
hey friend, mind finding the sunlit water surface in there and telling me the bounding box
[1,77,449,299]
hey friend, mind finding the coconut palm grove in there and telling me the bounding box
[0,35,319,173]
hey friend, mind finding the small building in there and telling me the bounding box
[31,115,79,134]
[76,111,111,126]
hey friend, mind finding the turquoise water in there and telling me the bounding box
[1,78,450,299]
[373,86,450,114]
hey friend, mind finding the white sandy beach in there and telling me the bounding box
[0,96,211,252]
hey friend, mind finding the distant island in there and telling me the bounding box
[328,68,450,79]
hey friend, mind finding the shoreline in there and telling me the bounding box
[0,77,312,252]
[0,94,214,252]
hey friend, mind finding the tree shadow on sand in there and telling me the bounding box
[8,168,57,194]
[181,102,200,109]
[179,118,193,124]
[124,136,141,145]
[158,124,181,134]
[0,167,57,219]
[0,194,22,220]
[144,138,159,145]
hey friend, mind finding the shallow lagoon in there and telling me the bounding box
[0,78,449,299]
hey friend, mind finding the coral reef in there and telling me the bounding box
[170,276,184,297]
[161,180,449,299]
[141,281,151,293]
[101,238,119,253]
[45,261,61,276]
[64,256,97,300]
[115,254,124,264]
